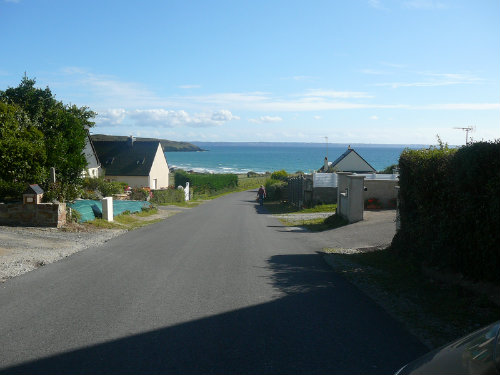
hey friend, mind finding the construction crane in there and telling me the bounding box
[453,126,475,144]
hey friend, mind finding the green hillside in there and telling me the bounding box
[90,134,203,152]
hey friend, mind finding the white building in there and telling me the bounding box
[93,136,169,189]
[320,147,376,173]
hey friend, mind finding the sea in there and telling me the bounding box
[164,142,428,174]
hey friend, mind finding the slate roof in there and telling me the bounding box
[92,140,161,176]
[328,148,376,172]
[24,184,44,195]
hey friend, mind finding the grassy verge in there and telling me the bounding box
[280,214,348,232]
[155,200,203,208]
[322,247,500,348]
[85,207,164,230]
[265,201,337,215]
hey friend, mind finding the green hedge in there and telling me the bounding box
[265,179,287,201]
[392,141,500,282]
[151,188,185,204]
[174,171,238,193]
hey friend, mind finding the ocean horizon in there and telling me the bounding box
[164,142,430,174]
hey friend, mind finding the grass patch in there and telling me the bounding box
[86,207,163,230]
[323,247,500,348]
[265,201,337,215]
[155,200,203,207]
[280,214,348,232]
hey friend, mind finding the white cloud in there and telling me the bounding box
[302,89,373,99]
[417,103,500,110]
[313,115,322,120]
[98,109,127,125]
[249,116,283,124]
[375,72,483,88]
[97,108,239,128]
[370,115,379,120]
[368,0,383,9]
[404,0,448,10]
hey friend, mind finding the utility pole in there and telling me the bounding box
[453,126,475,144]
[324,136,328,159]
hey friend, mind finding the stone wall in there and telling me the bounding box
[0,203,66,227]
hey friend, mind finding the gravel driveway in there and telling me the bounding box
[0,225,126,282]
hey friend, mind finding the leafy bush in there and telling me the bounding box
[392,140,500,282]
[151,187,185,204]
[378,164,398,174]
[130,187,151,201]
[247,171,259,177]
[0,179,25,201]
[81,177,124,197]
[43,182,82,202]
[265,179,287,201]
[271,170,288,181]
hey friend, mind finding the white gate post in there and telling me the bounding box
[102,197,113,222]
[185,182,190,201]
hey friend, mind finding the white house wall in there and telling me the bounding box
[334,152,375,172]
[148,144,170,189]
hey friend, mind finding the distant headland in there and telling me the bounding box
[90,134,204,152]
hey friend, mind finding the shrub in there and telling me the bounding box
[43,182,82,202]
[364,197,381,209]
[378,164,398,174]
[0,179,25,201]
[265,179,287,201]
[392,140,500,282]
[81,177,124,197]
[271,170,288,181]
[151,187,185,204]
[247,171,259,177]
[130,187,151,201]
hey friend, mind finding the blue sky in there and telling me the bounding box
[1,0,498,145]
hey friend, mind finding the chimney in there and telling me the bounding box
[127,135,135,147]
[324,156,328,171]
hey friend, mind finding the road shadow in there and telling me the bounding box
[0,254,427,375]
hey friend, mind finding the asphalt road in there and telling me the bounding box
[0,191,426,374]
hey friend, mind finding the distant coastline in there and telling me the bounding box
[90,134,204,152]
[190,141,432,149]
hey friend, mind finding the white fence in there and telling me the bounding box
[313,172,398,188]
[313,173,338,188]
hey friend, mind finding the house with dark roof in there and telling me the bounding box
[93,136,170,189]
[319,146,376,173]
[82,130,101,178]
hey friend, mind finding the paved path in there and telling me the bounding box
[0,191,425,374]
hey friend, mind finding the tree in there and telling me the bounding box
[0,76,96,198]
[0,102,46,198]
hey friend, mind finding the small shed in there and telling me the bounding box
[23,184,44,205]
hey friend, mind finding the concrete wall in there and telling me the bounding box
[363,179,398,208]
[0,203,66,227]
